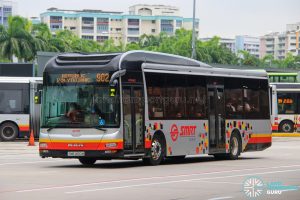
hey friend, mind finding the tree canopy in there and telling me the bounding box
[0,16,299,69]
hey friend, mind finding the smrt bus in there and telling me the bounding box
[39,51,272,165]
[0,77,42,141]
[271,83,300,133]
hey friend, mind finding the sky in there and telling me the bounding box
[13,0,300,38]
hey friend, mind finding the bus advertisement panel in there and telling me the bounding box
[39,51,272,165]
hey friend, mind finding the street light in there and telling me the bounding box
[191,0,197,59]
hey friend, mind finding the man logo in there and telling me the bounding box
[243,176,264,198]
[170,124,179,142]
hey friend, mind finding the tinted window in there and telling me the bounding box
[0,83,29,114]
[277,92,298,114]
[225,78,243,119]
[145,73,207,120]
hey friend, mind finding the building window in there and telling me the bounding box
[152,20,156,24]
[151,29,156,33]
[82,35,94,40]
[96,36,109,43]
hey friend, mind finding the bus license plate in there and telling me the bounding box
[67,151,85,157]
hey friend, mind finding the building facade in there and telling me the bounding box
[235,35,260,58]
[0,0,16,27]
[260,22,300,60]
[40,5,199,45]
[200,37,236,53]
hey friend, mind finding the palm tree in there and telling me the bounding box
[0,16,35,62]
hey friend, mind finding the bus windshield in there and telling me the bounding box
[42,84,119,128]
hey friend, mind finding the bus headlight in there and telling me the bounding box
[39,143,48,148]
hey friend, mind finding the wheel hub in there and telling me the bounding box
[3,127,14,138]
[151,140,162,161]
[231,137,239,156]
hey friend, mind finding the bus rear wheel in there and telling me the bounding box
[143,135,166,166]
[79,158,97,166]
[213,133,241,160]
[0,122,18,141]
[279,121,294,133]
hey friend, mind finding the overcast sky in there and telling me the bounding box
[14,0,300,38]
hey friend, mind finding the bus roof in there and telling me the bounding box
[268,72,298,76]
[44,50,268,79]
[270,82,300,89]
[0,77,42,84]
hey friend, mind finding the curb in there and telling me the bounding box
[272,133,300,137]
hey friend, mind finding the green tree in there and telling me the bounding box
[0,16,34,61]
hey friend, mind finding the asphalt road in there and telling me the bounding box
[0,138,300,200]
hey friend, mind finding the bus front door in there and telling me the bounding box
[123,86,144,154]
[208,85,226,153]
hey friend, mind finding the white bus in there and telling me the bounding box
[271,83,300,133]
[0,77,42,141]
[39,51,271,165]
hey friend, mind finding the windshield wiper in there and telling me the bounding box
[94,127,107,132]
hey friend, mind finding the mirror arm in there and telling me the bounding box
[109,69,126,86]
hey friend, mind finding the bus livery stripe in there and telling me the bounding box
[39,139,123,150]
[248,137,272,144]
[19,125,30,132]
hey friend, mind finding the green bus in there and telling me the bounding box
[268,72,298,83]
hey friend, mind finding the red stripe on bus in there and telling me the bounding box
[42,142,123,151]
[248,137,272,144]
[19,126,30,132]
[145,139,151,149]
[272,125,278,131]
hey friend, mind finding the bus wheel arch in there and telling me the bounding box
[0,121,19,141]
[279,120,294,133]
[143,130,166,165]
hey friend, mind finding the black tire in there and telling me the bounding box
[279,121,294,133]
[79,158,97,166]
[0,122,18,141]
[227,132,241,160]
[213,132,241,160]
[143,134,166,166]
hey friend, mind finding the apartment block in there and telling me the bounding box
[0,0,16,27]
[260,22,300,59]
[200,37,236,53]
[40,5,199,45]
[235,35,260,58]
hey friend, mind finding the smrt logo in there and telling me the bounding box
[170,124,179,142]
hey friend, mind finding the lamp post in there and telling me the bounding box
[191,0,197,59]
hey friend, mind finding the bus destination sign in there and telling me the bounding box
[55,73,110,84]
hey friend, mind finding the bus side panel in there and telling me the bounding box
[226,119,273,152]
[145,120,209,156]
[0,114,30,137]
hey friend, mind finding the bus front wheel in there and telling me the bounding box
[0,122,18,141]
[79,158,97,166]
[143,135,166,166]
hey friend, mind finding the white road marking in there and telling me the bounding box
[208,197,233,200]
[66,168,300,194]
[15,164,300,193]
[0,160,70,166]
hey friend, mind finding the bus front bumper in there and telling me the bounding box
[39,149,123,159]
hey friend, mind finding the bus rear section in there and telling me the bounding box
[39,51,272,166]
[0,77,42,141]
[271,83,300,133]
